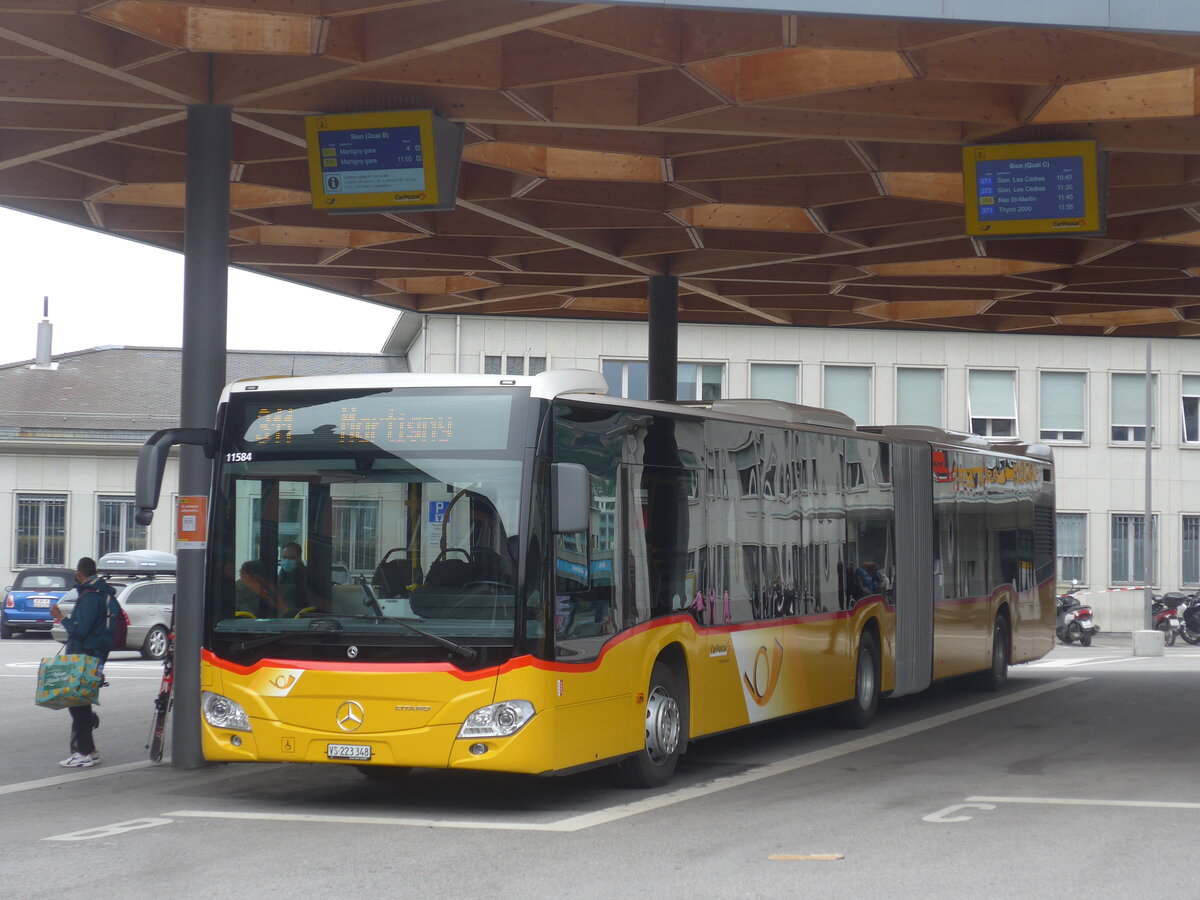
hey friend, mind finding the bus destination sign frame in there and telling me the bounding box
[304,109,465,213]
[962,140,1104,238]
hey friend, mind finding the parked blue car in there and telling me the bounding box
[2,567,75,639]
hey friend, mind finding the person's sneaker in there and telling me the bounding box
[87,751,100,763]
[58,752,97,768]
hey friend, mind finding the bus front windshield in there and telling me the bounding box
[209,387,534,667]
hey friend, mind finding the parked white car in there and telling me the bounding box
[51,550,175,660]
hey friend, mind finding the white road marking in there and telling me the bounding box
[0,761,155,795]
[923,802,996,823]
[1027,657,1103,668]
[165,677,1086,834]
[968,795,1200,810]
[44,817,174,841]
[1027,655,1148,669]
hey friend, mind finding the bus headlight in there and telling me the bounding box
[457,700,535,738]
[202,691,251,731]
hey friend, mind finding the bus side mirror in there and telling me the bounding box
[551,462,590,534]
[135,427,218,525]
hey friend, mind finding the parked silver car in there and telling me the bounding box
[51,550,175,660]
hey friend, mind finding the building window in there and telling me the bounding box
[677,363,723,401]
[895,367,943,427]
[602,360,722,401]
[968,369,1017,437]
[1183,375,1200,444]
[1111,513,1157,585]
[1056,513,1086,584]
[333,500,379,577]
[16,494,67,567]
[484,354,547,376]
[1111,372,1156,442]
[96,496,147,558]
[750,363,798,404]
[1040,371,1086,442]
[823,365,871,425]
[1184,516,1200,586]
[602,360,648,399]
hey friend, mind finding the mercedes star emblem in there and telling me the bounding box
[347,645,359,659]
[336,700,364,732]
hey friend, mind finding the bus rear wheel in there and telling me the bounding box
[833,630,879,729]
[615,661,684,789]
[973,615,1010,692]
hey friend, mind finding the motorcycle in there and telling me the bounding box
[1152,592,1186,647]
[1056,585,1100,647]
[1177,592,1200,645]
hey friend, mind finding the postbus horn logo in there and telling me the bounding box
[743,639,784,707]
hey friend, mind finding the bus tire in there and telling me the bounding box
[615,661,685,789]
[973,615,1009,693]
[833,630,879,729]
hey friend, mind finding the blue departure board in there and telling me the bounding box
[963,141,1103,237]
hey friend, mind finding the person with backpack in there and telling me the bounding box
[49,556,118,769]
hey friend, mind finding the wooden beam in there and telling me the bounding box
[1056,307,1181,327]
[864,258,1062,277]
[689,47,912,103]
[217,1,607,105]
[860,299,993,320]
[673,203,818,233]
[91,181,310,209]
[879,171,963,204]
[230,224,423,247]
[462,141,663,182]
[1034,68,1197,123]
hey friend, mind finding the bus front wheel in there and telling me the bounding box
[833,630,879,729]
[615,661,685,789]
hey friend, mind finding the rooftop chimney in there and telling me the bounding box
[30,296,59,370]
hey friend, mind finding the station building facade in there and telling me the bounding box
[400,314,1200,594]
[0,347,406,585]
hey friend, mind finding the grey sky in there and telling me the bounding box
[0,207,401,367]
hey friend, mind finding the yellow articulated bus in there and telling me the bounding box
[137,370,1055,787]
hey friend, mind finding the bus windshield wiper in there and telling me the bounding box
[354,577,476,660]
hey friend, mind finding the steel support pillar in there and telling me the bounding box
[174,104,231,768]
[647,275,679,403]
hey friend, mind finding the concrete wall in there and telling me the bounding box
[1,446,178,581]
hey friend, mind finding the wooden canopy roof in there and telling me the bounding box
[3,0,1200,337]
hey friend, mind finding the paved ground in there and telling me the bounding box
[3,631,1197,899]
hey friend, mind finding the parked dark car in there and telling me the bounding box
[3,567,76,639]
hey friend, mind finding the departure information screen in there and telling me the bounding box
[963,140,1103,238]
[229,390,518,453]
[974,156,1084,221]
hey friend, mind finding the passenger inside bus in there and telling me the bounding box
[235,559,287,618]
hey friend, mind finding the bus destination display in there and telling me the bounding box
[236,393,514,453]
[963,141,1103,238]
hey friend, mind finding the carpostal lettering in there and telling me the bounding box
[1052,219,1083,228]
[709,642,729,658]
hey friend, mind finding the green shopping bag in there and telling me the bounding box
[35,653,102,709]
